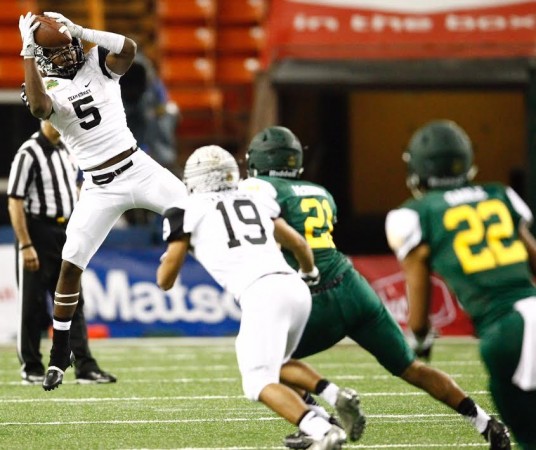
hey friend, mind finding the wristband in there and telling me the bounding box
[299,266,319,279]
[19,243,33,250]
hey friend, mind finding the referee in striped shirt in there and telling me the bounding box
[7,120,116,385]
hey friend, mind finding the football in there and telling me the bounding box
[34,15,72,48]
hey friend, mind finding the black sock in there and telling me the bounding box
[52,316,70,347]
[457,397,477,417]
[314,379,330,396]
[303,392,320,406]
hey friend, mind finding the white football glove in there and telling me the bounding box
[44,11,83,38]
[19,12,40,58]
[406,328,436,360]
[298,266,321,287]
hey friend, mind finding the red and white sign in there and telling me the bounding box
[264,0,536,63]
[351,255,475,336]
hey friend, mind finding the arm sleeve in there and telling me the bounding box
[162,207,187,243]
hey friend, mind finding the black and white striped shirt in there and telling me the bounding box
[7,130,78,220]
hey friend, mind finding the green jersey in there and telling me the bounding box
[386,183,536,333]
[240,176,352,285]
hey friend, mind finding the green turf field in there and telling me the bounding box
[0,336,509,449]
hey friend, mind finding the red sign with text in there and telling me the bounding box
[264,0,536,63]
[351,255,475,336]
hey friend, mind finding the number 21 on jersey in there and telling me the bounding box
[444,198,527,274]
[300,198,335,249]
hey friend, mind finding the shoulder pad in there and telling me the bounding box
[385,208,422,260]
[238,177,277,199]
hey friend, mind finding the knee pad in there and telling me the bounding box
[241,365,279,401]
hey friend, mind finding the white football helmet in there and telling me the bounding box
[183,145,239,194]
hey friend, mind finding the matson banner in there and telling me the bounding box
[0,245,473,340]
[264,0,536,62]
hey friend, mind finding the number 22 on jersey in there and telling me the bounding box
[444,198,528,274]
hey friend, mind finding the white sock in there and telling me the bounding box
[318,383,339,407]
[464,405,491,434]
[299,411,332,440]
[309,404,330,420]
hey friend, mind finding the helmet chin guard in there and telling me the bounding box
[35,38,85,77]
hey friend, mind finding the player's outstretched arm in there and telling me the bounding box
[157,237,189,291]
[44,11,136,75]
[400,244,435,358]
[18,12,53,119]
[273,217,319,286]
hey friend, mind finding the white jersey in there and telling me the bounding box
[44,46,137,170]
[163,189,296,299]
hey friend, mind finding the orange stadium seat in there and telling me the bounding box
[169,87,224,139]
[0,0,37,24]
[216,57,261,84]
[218,0,267,25]
[0,57,24,88]
[159,26,216,54]
[157,0,216,24]
[168,86,223,113]
[216,26,265,54]
[0,27,24,54]
[160,56,216,86]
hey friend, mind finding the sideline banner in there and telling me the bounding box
[0,244,473,339]
[82,247,242,337]
[0,246,18,343]
[351,255,474,336]
[264,0,536,62]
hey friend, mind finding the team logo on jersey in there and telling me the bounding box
[45,79,59,90]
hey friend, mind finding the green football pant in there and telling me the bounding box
[292,267,415,376]
[480,309,536,449]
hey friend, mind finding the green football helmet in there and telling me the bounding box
[247,126,303,178]
[404,120,476,197]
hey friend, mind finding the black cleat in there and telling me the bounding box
[76,370,117,384]
[21,371,45,386]
[284,417,342,449]
[284,430,313,449]
[482,417,511,450]
[43,351,75,391]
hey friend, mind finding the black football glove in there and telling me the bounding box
[298,266,320,287]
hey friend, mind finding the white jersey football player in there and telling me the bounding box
[18,12,187,391]
[157,145,352,450]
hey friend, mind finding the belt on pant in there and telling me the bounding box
[90,148,137,185]
[28,214,69,226]
[309,272,345,295]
